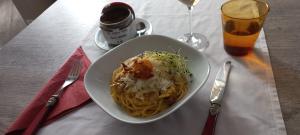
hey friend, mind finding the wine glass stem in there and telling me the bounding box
[188,6,193,36]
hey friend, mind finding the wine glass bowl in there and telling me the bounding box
[178,0,200,7]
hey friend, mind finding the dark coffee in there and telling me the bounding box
[100,7,130,24]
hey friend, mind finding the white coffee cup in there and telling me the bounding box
[100,2,138,46]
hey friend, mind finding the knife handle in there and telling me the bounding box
[23,95,59,135]
[201,104,220,135]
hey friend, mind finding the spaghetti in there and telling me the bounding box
[110,51,191,117]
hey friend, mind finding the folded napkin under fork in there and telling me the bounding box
[6,47,91,135]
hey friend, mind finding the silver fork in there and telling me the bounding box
[24,60,82,135]
[47,60,82,107]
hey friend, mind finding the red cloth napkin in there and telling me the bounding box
[5,47,91,135]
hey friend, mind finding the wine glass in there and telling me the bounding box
[177,0,209,51]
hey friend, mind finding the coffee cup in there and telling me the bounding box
[100,2,140,46]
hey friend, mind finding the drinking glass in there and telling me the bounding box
[221,0,269,56]
[177,0,209,51]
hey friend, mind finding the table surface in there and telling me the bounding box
[0,0,299,134]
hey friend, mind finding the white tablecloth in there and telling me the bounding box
[38,0,286,134]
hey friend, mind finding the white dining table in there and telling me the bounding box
[0,0,288,134]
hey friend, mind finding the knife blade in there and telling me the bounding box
[201,61,232,135]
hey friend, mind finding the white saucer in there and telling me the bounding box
[95,18,152,51]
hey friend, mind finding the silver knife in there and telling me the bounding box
[201,61,232,135]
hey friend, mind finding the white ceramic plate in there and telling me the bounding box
[84,35,210,124]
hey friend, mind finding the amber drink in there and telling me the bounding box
[221,0,269,56]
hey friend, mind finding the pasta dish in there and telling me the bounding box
[110,51,191,117]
